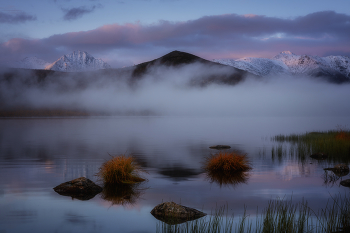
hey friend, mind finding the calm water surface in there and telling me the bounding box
[0,116,349,233]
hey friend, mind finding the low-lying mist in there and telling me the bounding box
[1,63,349,117]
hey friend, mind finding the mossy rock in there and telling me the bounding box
[53,177,102,200]
[340,179,350,187]
[151,202,206,224]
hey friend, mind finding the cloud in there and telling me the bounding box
[62,4,102,21]
[0,11,37,24]
[1,11,349,65]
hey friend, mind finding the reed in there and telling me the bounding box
[96,154,145,184]
[156,194,350,233]
[272,127,350,163]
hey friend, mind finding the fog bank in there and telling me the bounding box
[1,64,349,117]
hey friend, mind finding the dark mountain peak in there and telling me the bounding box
[131,50,252,86]
[132,50,214,77]
[157,50,206,66]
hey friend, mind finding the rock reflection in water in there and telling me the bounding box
[100,183,147,206]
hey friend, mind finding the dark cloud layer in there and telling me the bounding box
[0,11,37,24]
[1,11,349,65]
[62,5,102,21]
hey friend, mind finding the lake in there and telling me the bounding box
[0,116,349,233]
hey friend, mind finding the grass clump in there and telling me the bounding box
[272,126,350,163]
[204,152,252,187]
[204,151,252,174]
[96,154,146,184]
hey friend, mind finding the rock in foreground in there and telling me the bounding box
[340,179,350,187]
[151,202,206,224]
[324,164,349,177]
[209,145,231,149]
[53,177,103,200]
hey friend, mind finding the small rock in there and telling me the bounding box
[332,226,350,233]
[334,164,349,172]
[209,145,231,149]
[310,153,328,160]
[151,202,206,224]
[340,179,350,187]
[53,177,103,200]
[324,164,349,177]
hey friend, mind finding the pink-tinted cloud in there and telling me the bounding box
[1,11,349,66]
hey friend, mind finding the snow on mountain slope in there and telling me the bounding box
[213,57,288,76]
[46,51,111,72]
[213,51,350,80]
[273,52,326,75]
[323,55,350,78]
[6,57,51,69]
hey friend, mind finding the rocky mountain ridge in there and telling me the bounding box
[46,51,111,72]
[5,51,110,72]
[213,51,350,81]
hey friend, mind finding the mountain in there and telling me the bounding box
[213,51,350,83]
[45,51,111,72]
[5,57,51,69]
[131,50,253,86]
[214,57,288,77]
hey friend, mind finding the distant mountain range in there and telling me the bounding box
[6,51,110,72]
[1,50,349,117]
[7,57,52,70]
[3,50,350,83]
[213,51,350,82]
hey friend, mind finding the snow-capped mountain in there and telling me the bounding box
[214,57,288,76]
[213,51,350,81]
[6,57,51,69]
[45,51,111,72]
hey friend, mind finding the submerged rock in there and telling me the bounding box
[151,202,206,224]
[53,177,103,200]
[340,179,350,187]
[310,153,328,160]
[334,164,349,171]
[332,226,350,233]
[324,164,349,177]
[209,145,231,149]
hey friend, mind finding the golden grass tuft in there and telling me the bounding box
[335,131,350,141]
[204,151,252,175]
[335,125,350,141]
[96,155,146,184]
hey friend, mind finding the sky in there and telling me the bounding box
[1,0,350,68]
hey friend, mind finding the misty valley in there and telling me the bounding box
[1,51,350,118]
[1,51,350,233]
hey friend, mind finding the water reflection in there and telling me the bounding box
[205,170,249,188]
[100,183,147,206]
[1,117,350,233]
[323,171,342,187]
[158,166,200,181]
[153,215,205,225]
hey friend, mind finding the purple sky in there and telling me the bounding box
[1,0,350,68]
